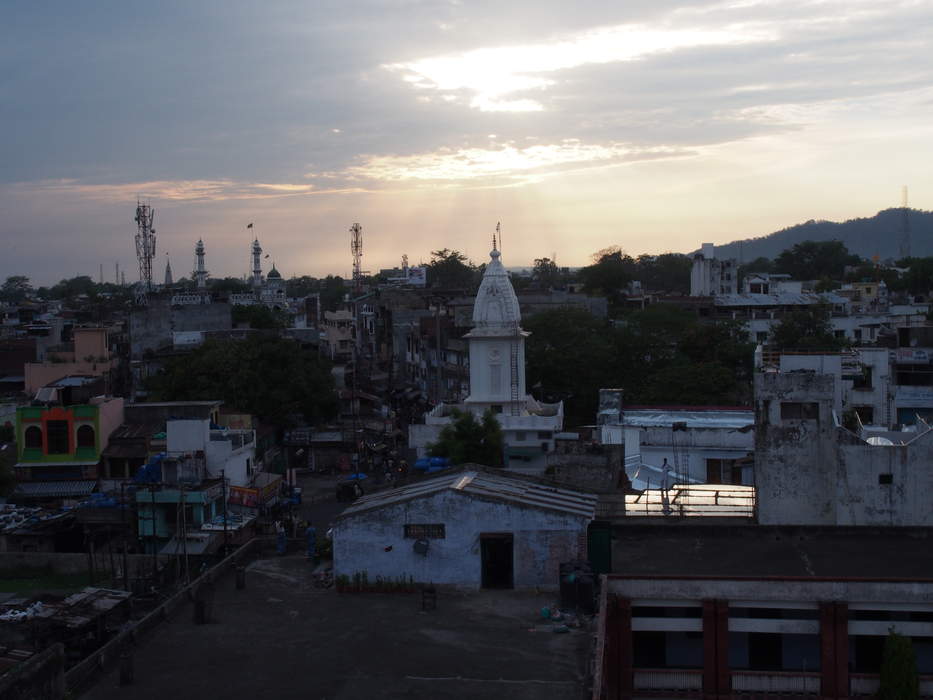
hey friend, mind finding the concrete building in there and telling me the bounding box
[592,526,933,700]
[597,389,754,487]
[409,244,564,469]
[755,371,933,526]
[333,468,596,588]
[24,327,113,395]
[13,378,124,501]
[690,243,737,297]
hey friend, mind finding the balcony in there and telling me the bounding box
[732,671,820,694]
[633,669,702,692]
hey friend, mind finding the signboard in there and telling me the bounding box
[407,266,427,287]
[891,348,931,365]
[228,486,260,508]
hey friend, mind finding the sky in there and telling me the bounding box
[2,0,932,286]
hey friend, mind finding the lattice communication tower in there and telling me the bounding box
[134,201,157,292]
[350,222,363,292]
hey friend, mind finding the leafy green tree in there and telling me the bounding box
[209,277,251,294]
[145,335,337,427]
[770,304,844,350]
[578,247,637,312]
[48,275,97,301]
[319,275,349,312]
[232,304,289,329]
[0,276,32,302]
[428,409,504,467]
[525,308,617,427]
[636,253,692,294]
[286,275,317,298]
[426,249,476,289]
[774,240,861,280]
[899,257,933,296]
[531,257,561,289]
[878,630,918,700]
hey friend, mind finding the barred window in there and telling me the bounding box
[404,524,445,539]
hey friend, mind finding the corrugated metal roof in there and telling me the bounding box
[620,409,754,429]
[14,481,97,498]
[714,292,848,307]
[338,470,597,520]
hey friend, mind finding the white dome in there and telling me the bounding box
[470,247,521,333]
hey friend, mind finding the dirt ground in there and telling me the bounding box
[82,554,592,700]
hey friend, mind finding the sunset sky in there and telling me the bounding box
[2,0,932,285]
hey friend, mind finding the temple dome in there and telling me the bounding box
[469,247,521,333]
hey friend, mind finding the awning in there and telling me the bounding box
[102,443,148,460]
[14,481,97,498]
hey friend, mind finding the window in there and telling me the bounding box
[246,458,252,476]
[514,431,526,441]
[491,405,503,414]
[854,406,874,424]
[780,402,819,420]
[404,524,445,539]
[24,425,42,449]
[879,473,893,485]
[76,424,95,449]
[537,431,552,440]
[46,420,70,454]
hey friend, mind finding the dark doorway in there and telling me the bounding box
[481,533,513,589]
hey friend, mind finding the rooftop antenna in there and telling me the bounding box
[899,186,911,260]
[134,200,156,297]
[494,221,500,252]
[350,222,363,293]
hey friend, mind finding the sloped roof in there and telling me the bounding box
[14,481,96,498]
[338,469,597,520]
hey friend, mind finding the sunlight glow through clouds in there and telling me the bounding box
[387,23,777,111]
[347,141,692,185]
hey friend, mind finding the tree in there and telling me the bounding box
[319,275,349,312]
[209,277,251,294]
[636,253,692,294]
[525,308,617,427]
[428,409,504,467]
[774,240,861,280]
[286,275,318,298]
[232,304,289,329]
[0,276,32,302]
[48,275,97,301]
[426,249,476,289]
[878,630,918,700]
[770,304,844,350]
[578,247,637,312]
[531,257,561,289]
[145,335,337,427]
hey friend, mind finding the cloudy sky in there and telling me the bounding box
[2,0,932,285]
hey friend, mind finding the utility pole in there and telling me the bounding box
[221,469,229,557]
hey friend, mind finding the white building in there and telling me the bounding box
[597,389,754,487]
[332,469,596,588]
[166,418,257,488]
[690,243,737,297]
[408,242,564,469]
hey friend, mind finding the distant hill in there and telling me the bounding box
[708,208,933,263]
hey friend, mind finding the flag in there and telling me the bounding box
[247,222,253,229]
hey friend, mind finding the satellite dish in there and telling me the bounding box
[867,436,894,446]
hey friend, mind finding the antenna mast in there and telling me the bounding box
[134,201,156,296]
[900,186,911,260]
[350,223,363,293]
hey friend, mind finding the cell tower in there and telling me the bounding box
[900,186,911,260]
[350,223,363,293]
[134,201,157,293]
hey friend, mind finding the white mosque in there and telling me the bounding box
[230,237,287,310]
[409,238,564,471]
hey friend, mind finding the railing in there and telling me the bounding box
[850,674,880,696]
[732,671,820,694]
[633,669,703,691]
[64,538,261,695]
